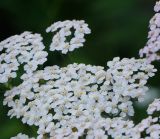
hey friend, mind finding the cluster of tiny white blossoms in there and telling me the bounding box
[1,1,160,139]
[46,20,91,54]
[10,116,160,139]
[139,1,160,63]
[0,32,48,83]
[3,58,156,138]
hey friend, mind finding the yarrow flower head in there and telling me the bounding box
[4,58,156,138]
[140,1,160,63]
[46,20,91,54]
[0,32,48,83]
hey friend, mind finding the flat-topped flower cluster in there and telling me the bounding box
[3,58,156,138]
[1,1,160,139]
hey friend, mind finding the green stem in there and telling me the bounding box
[4,82,12,90]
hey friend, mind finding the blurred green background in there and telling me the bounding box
[0,0,160,138]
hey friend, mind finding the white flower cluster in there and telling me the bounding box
[46,20,91,54]
[107,116,160,139]
[3,58,156,139]
[147,98,160,115]
[0,32,48,83]
[10,133,35,139]
[12,116,160,139]
[101,57,157,117]
[134,116,160,139]
[139,1,160,63]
